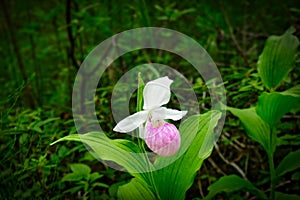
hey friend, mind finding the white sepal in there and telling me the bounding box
[113,110,148,133]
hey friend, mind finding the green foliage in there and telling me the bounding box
[227,28,300,200]
[0,109,85,199]
[257,27,299,90]
[61,163,108,198]
[227,107,274,155]
[118,178,156,200]
[62,164,92,181]
[275,192,300,200]
[52,132,151,184]
[203,175,267,200]
[53,110,222,200]
[276,149,300,177]
[152,111,221,200]
[256,90,300,128]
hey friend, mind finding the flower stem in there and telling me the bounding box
[136,73,161,199]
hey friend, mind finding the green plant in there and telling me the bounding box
[205,28,300,199]
[61,163,108,199]
[52,74,224,200]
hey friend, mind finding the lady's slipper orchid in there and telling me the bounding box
[113,76,187,156]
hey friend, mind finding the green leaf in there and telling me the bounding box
[291,172,300,181]
[89,172,103,182]
[281,85,300,98]
[61,163,91,182]
[203,175,267,200]
[70,163,91,176]
[92,182,109,188]
[277,134,300,146]
[256,90,300,128]
[227,107,274,155]
[257,27,299,90]
[61,173,85,182]
[118,178,156,200]
[152,111,222,200]
[275,192,300,200]
[51,132,152,184]
[63,185,84,194]
[109,182,127,198]
[34,117,59,128]
[276,148,300,177]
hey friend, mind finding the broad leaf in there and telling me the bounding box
[152,110,222,200]
[256,90,300,128]
[203,175,267,200]
[276,148,300,177]
[257,27,299,90]
[51,132,152,184]
[227,107,275,155]
[118,178,156,200]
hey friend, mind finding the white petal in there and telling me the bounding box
[143,76,173,110]
[152,107,187,121]
[113,111,148,133]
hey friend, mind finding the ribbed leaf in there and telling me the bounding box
[276,148,300,177]
[203,175,267,200]
[227,107,275,155]
[281,85,300,98]
[51,132,152,183]
[118,178,156,200]
[152,111,222,200]
[256,89,300,128]
[257,27,299,90]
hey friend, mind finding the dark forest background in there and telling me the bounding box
[0,0,299,199]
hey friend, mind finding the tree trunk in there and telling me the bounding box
[1,0,37,108]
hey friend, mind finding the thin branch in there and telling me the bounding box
[282,115,300,119]
[224,131,246,148]
[244,152,249,175]
[214,142,247,179]
[221,134,243,151]
[197,170,205,198]
[207,158,226,176]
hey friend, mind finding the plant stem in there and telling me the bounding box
[268,154,275,200]
[268,127,276,200]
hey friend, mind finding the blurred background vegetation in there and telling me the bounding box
[0,0,299,199]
